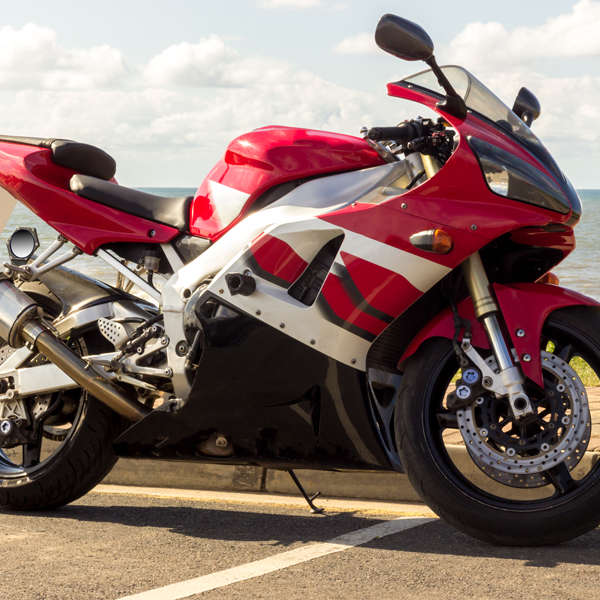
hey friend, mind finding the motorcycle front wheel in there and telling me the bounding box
[396,305,600,546]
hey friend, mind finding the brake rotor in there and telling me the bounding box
[456,350,591,488]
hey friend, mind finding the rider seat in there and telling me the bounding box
[70,174,192,232]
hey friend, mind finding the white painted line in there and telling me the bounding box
[117,517,433,600]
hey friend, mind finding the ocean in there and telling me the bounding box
[0,188,598,301]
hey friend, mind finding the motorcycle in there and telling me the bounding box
[0,12,596,546]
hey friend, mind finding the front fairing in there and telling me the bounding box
[387,76,581,227]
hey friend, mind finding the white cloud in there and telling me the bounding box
[256,0,320,8]
[144,36,290,88]
[447,0,600,71]
[333,32,378,55]
[0,23,126,89]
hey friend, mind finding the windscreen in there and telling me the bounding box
[404,66,562,178]
[403,65,581,220]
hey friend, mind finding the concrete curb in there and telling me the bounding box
[100,448,600,503]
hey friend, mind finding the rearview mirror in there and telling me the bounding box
[375,14,434,62]
[512,87,541,128]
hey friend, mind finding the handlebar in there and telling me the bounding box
[367,122,418,145]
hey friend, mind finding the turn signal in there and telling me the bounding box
[537,272,560,285]
[409,229,453,254]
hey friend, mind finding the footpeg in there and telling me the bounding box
[98,318,131,350]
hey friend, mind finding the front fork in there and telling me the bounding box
[460,252,534,420]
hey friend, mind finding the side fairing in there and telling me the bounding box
[171,162,484,372]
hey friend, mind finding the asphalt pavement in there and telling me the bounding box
[1,485,600,600]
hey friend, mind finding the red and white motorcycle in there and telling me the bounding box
[0,13,596,546]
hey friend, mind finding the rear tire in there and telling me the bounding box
[396,306,600,546]
[0,287,128,511]
[0,393,127,510]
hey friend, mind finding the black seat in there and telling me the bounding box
[0,135,116,180]
[70,174,192,232]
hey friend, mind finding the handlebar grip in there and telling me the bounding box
[368,123,417,144]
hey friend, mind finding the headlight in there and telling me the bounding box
[468,137,570,214]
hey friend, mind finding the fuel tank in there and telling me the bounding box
[189,126,385,241]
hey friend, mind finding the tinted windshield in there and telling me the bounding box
[404,66,563,180]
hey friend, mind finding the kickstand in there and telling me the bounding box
[288,470,324,513]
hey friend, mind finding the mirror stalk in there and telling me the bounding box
[424,56,467,120]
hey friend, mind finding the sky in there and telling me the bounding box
[0,0,598,187]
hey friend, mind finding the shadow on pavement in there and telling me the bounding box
[369,520,600,568]
[14,500,394,548]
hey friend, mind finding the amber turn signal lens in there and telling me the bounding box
[409,229,453,254]
[537,272,560,285]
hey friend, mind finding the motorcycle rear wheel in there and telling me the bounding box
[0,290,127,511]
[396,306,600,546]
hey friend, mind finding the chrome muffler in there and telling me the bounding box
[0,279,149,422]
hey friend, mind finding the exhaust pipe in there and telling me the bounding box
[0,280,150,422]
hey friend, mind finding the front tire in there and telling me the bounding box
[396,306,600,546]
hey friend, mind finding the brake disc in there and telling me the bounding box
[456,350,591,488]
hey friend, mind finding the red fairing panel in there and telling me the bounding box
[250,233,308,285]
[400,283,600,386]
[381,83,576,245]
[494,283,600,385]
[0,142,178,254]
[189,127,385,241]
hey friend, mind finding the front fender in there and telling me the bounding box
[399,282,600,386]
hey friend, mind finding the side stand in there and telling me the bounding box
[288,470,324,513]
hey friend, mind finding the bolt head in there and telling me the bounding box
[218,289,224,294]
[148,230,156,238]
[255,310,261,316]
[280,323,285,329]
[310,339,316,346]
[482,377,493,388]
[471,224,477,231]
[463,368,479,385]
[456,385,471,400]
[351,358,357,365]
[516,329,525,338]
[522,354,531,362]
[0,420,11,435]
[401,203,407,209]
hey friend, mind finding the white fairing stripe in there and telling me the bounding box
[208,180,251,228]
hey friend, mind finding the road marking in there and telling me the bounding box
[117,516,433,600]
